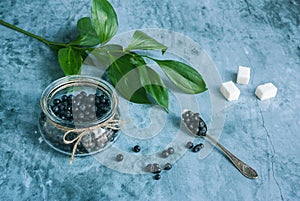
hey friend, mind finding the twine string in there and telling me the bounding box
[49,117,121,164]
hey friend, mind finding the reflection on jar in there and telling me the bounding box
[38,75,120,162]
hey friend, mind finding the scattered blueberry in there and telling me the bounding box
[186,141,194,149]
[192,143,204,152]
[133,145,141,152]
[153,167,162,174]
[167,147,174,154]
[154,174,161,180]
[145,164,154,172]
[161,150,169,158]
[116,154,124,162]
[163,163,172,170]
[153,163,160,169]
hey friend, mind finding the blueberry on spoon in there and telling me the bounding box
[181,109,258,179]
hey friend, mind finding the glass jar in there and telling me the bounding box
[38,75,120,158]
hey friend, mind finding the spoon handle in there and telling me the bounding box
[205,134,258,179]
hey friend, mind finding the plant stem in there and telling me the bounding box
[1,19,55,46]
[0,19,92,51]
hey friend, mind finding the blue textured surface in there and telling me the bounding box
[1,0,300,200]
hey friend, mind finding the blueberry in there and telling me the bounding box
[80,91,87,97]
[116,154,124,162]
[145,164,154,172]
[75,94,84,101]
[90,106,97,112]
[153,167,161,174]
[163,163,172,170]
[65,111,72,119]
[84,110,91,116]
[161,150,169,158]
[153,163,160,169]
[87,94,95,103]
[95,96,101,105]
[99,94,106,99]
[167,147,174,154]
[59,103,65,111]
[72,99,78,105]
[193,127,200,135]
[77,113,85,120]
[53,99,61,105]
[186,141,194,149]
[68,94,74,101]
[192,143,204,152]
[79,104,87,111]
[193,113,200,121]
[183,111,192,118]
[198,126,207,136]
[61,95,68,102]
[133,145,141,152]
[154,174,161,180]
[67,105,72,111]
[73,106,79,112]
[184,117,191,123]
[88,113,96,120]
[51,105,59,114]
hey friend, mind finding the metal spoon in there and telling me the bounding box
[182,110,258,179]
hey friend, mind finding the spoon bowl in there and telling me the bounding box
[182,109,258,179]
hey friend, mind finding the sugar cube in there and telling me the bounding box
[255,83,277,100]
[237,66,251,84]
[220,81,240,101]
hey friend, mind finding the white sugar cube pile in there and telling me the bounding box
[220,81,240,101]
[255,83,277,100]
[219,65,277,101]
[237,66,251,84]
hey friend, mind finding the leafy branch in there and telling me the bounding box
[0,0,207,112]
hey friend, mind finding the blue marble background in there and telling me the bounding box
[0,0,300,200]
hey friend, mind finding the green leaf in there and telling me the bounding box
[92,0,118,44]
[91,44,124,68]
[138,66,169,111]
[151,59,207,94]
[126,30,168,54]
[70,17,99,47]
[58,47,82,75]
[108,53,151,104]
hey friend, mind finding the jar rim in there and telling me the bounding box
[40,75,119,128]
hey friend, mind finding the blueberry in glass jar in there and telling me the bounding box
[50,90,112,123]
[38,75,120,158]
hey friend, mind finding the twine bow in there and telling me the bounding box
[49,116,120,164]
